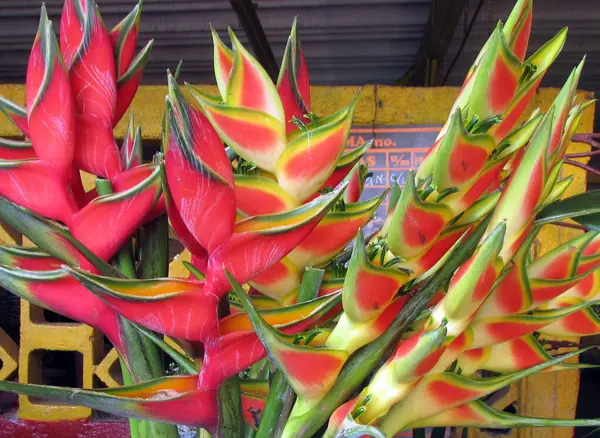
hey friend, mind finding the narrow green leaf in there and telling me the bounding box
[536,190,600,225]
[132,324,197,375]
[297,267,325,303]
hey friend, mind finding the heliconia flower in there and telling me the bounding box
[291,292,409,380]
[466,26,521,124]
[113,40,153,125]
[538,273,600,336]
[26,6,75,175]
[120,112,143,169]
[477,231,600,318]
[249,257,302,303]
[205,183,347,296]
[398,223,471,277]
[0,96,29,137]
[428,223,505,338]
[0,375,219,429]
[485,110,554,261]
[226,30,285,125]
[431,110,496,199]
[229,272,348,401]
[552,268,600,303]
[60,0,116,126]
[0,138,36,160]
[406,398,600,430]
[538,301,600,337]
[502,0,532,61]
[66,267,220,343]
[455,334,593,376]
[330,324,448,429]
[417,0,561,177]
[209,25,233,100]
[219,292,341,337]
[68,164,162,263]
[163,74,236,253]
[194,32,287,172]
[192,88,287,174]
[377,348,586,436]
[109,0,142,80]
[277,17,311,134]
[200,296,340,388]
[309,140,373,202]
[547,59,585,161]
[74,113,123,179]
[387,171,454,259]
[342,163,368,204]
[287,192,385,269]
[491,28,566,141]
[463,300,598,350]
[108,0,152,124]
[0,159,79,223]
[275,96,357,203]
[110,162,166,221]
[159,161,207,258]
[234,174,298,217]
[338,229,409,324]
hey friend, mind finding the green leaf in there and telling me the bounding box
[132,324,197,375]
[536,190,600,225]
[297,267,325,302]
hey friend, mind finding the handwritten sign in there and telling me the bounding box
[347,125,441,235]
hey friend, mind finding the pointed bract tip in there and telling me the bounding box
[227,27,240,46]
[290,16,298,37]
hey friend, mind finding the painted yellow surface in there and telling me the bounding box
[17,301,104,421]
[0,85,594,431]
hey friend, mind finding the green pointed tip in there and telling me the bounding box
[227,27,241,49]
[182,261,205,281]
[126,110,135,131]
[173,60,184,81]
[289,16,299,40]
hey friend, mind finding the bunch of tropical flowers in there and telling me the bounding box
[1,0,600,437]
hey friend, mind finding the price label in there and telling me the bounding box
[345,125,441,235]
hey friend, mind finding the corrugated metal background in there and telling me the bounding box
[0,0,597,92]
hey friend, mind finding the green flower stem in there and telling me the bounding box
[257,268,324,438]
[140,214,169,279]
[281,216,492,438]
[96,180,179,438]
[217,288,243,438]
[218,375,244,438]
